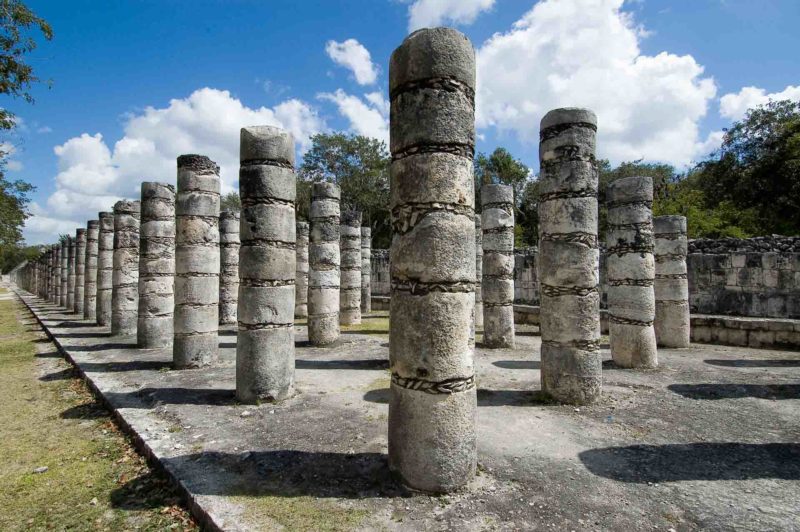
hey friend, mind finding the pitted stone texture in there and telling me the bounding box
[174,155,220,368]
[112,200,141,336]
[654,215,690,348]
[97,212,114,326]
[219,211,240,325]
[295,222,309,318]
[388,28,477,494]
[138,182,176,349]
[67,235,76,311]
[481,184,515,348]
[361,227,371,314]
[49,246,57,303]
[84,221,99,320]
[60,238,68,307]
[340,211,362,325]
[75,229,86,315]
[474,215,483,329]
[237,126,295,403]
[606,176,658,368]
[56,244,63,305]
[308,182,341,346]
[538,108,601,405]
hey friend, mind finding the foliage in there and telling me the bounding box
[0,155,34,271]
[298,133,390,247]
[220,191,241,213]
[0,242,36,273]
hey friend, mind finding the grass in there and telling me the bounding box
[0,295,196,531]
[340,312,390,335]
[234,495,368,531]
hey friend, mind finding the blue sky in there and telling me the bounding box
[7,0,800,243]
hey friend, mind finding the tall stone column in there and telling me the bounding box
[138,182,176,348]
[538,108,601,405]
[340,211,362,325]
[237,126,296,403]
[606,176,658,368]
[75,228,86,315]
[654,215,690,348]
[84,220,99,320]
[474,215,483,329]
[97,212,115,326]
[46,248,53,302]
[60,238,68,307]
[173,155,220,368]
[388,28,477,493]
[67,235,77,311]
[295,221,309,318]
[52,245,60,304]
[219,211,240,325]
[481,184,515,348]
[111,200,141,336]
[308,182,341,345]
[361,226,371,314]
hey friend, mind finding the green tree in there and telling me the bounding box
[220,191,241,213]
[474,147,532,246]
[0,155,34,271]
[298,133,390,246]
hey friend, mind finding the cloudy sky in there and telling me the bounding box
[8,0,800,244]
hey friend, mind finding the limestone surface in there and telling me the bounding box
[219,211,240,325]
[474,214,483,329]
[237,126,296,403]
[654,215,690,348]
[295,221,309,318]
[83,220,99,320]
[64,237,73,309]
[538,107,602,405]
[388,27,477,493]
[481,184,515,348]
[75,228,86,315]
[96,212,115,326]
[308,182,341,346]
[606,175,658,368]
[340,211,362,325]
[111,200,141,336]
[361,227,372,314]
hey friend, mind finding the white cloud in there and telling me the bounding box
[719,85,800,121]
[475,0,716,166]
[319,89,389,143]
[37,125,52,134]
[325,39,378,85]
[407,0,495,32]
[0,141,23,172]
[24,88,324,244]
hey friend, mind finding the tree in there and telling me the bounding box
[474,147,532,246]
[298,133,390,247]
[0,155,33,271]
[220,191,241,213]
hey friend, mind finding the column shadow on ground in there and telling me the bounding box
[579,442,800,482]
[296,359,388,370]
[68,342,137,352]
[492,360,540,370]
[668,383,800,400]
[704,359,800,368]
[363,388,553,407]
[53,331,110,339]
[102,387,236,408]
[77,360,171,372]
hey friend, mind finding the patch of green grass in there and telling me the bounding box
[341,314,390,335]
[0,298,196,531]
[235,494,368,531]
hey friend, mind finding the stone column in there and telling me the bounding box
[111,200,141,336]
[388,27,477,493]
[295,221,309,318]
[219,211,240,325]
[52,245,60,304]
[67,235,77,311]
[46,248,53,302]
[361,227,371,314]
[308,182,340,345]
[84,220,99,320]
[606,176,658,368]
[481,184,515,348]
[97,212,115,326]
[654,215,690,348]
[60,238,68,307]
[138,182,176,348]
[538,108,601,405]
[75,228,86,315]
[340,211,362,325]
[237,126,296,403]
[474,215,483,329]
[173,155,220,368]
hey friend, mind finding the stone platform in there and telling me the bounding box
[14,289,800,531]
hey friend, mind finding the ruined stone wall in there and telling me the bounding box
[370,249,390,296]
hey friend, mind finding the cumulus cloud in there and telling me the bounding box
[0,141,23,172]
[325,39,378,85]
[475,0,717,166]
[407,0,495,32]
[319,89,389,143]
[24,88,324,244]
[719,85,800,121]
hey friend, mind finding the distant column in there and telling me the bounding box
[75,228,86,315]
[481,184,515,348]
[47,247,55,302]
[295,221,309,318]
[137,182,176,348]
[538,108,602,405]
[218,211,240,325]
[606,176,658,368]
[388,27,477,493]
[84,220,99,320]
[653,215,690,348]
[237,126,296,403]
[361,226,371,314]
[308,182,341,345]
[173,155,220,368]
[67,236,76,311]
[52,245,60,304]
[111,200,141,336]
[340,211,362,325]
[97,212,115,326]
[60,238,68,307]
[474,214,483,329]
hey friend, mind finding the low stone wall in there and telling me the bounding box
[371,249,390,297]
[691,314,800,351]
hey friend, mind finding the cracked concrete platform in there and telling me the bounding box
[13,289,800,531]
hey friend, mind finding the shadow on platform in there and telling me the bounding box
[492,360,540,370]
[704,359,800,368]
[297,358,388,370]
[668,383,800,400]
[364,387,553,407]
